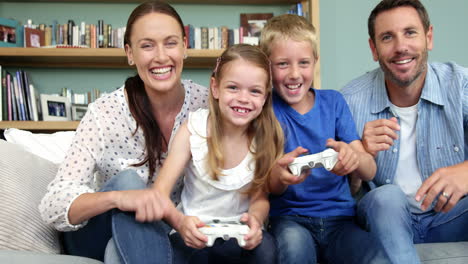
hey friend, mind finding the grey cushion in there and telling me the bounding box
[0,140,60,253]
[417,242,468,264]
[0,250,102,264]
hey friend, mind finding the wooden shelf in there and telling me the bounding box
[0,121,79,131]
[0,0,302,4]
[0,48,223,68]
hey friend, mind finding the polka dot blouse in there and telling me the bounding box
[39,80,208,231]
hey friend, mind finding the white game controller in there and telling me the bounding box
[199,220,250,247]
[288,148,339,176]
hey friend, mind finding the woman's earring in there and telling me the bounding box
[128,60,134,66]
[183,54,188,59]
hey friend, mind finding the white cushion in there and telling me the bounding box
[4,128,74,164]
[0,140,61,254]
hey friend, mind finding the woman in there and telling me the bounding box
[39,1,208,263]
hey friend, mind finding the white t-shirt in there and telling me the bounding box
[180,108,254,223]
[39,80,208,231]
[390,103,425,213]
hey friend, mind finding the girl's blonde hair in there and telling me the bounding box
[207,44,284,194]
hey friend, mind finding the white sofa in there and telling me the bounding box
[0,136,467,264]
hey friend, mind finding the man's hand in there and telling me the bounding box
[416,162,468,212]
[362,117,400,157]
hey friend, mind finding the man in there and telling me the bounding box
[341,0,468,263]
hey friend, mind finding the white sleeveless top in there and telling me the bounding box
[180,108,254,223]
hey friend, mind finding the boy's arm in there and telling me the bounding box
[153,121,192,229]
[348,139,376,181]
[327,139,376,183]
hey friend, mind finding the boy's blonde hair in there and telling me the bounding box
[208,44,284,194]
[260,14,318,60]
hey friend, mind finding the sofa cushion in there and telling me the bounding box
[4,128,75,164]
[416,242,468,263]
[0,140,61,254]
[0,250,103,264]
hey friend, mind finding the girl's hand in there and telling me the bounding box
[326,139,359,176]
[177,215,207,249]
[240,213,263,250]
[115,189,168,222]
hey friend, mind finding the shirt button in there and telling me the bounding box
[454,146,459,152]
[386,179,391,183]
[392,148,398,153]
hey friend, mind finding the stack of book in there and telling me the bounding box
[22,19,126,48]
[0,66,40,121]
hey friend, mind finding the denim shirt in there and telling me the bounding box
[341,62,468,187]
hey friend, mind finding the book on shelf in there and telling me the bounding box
[0,65,2,121]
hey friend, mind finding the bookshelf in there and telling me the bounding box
[0,0,320,132]
[0,48,223,68]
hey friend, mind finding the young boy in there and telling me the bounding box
[260,14,390,264]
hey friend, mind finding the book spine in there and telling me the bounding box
[22,70,34,120]
[15,71,27,120]
[98,20,104,48]
[11,75,18,120]
[221,26,228,49]
[67,20,75,45]
[189,25,195,49]
[107,24,112,47]
[51,20,57,46]
[81,21,86,46]
[0,66,2,121]
[85,24,91,47]
[194,27,201,50]
[6,73,12,120]
[201,27,208,49]
[29,84,38,121]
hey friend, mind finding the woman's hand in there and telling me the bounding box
[115,189,168,222]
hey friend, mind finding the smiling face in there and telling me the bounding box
[211,58,268,130]
[370,6,433,88]
[125,12,186,96]
[269,38,316,111]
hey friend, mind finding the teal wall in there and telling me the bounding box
[320,0,468,90]
[1,1,467,94]
[0,2,289,94]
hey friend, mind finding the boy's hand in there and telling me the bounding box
[177,215,207,249]
[275,146,310,185]
[326,139,359,176]
[361,117,400,157]
[240,213,262,250]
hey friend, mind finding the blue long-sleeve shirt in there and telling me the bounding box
[341,62,467,187]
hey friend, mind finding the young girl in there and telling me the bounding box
[153,44,284,263]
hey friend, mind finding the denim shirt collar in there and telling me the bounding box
[370,63,446,115]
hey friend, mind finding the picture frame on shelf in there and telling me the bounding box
[40,94,71,121]
[0,17,23,47]
[24,27,44,48]
[240,13,273,45]
[71,104,88,121]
